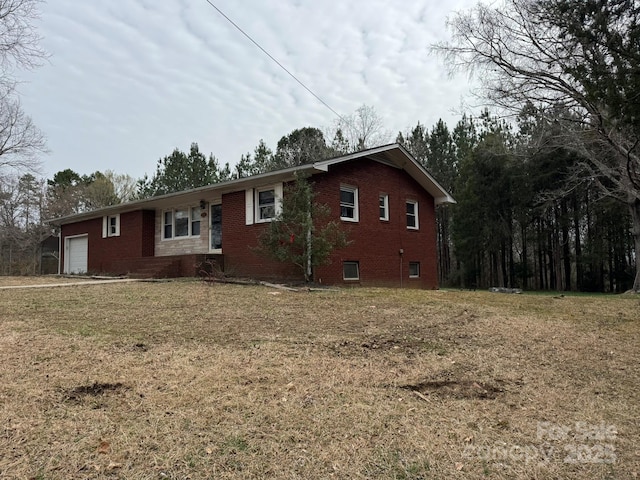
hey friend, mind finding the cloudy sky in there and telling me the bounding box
[19,0,479,181]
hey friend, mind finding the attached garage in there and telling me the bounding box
[65,235,88,274]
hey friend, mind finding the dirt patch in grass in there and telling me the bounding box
[400,379,507,400]
[64,382,128,402]
[0,282,638,479]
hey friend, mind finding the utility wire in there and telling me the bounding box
[203,0,345,121]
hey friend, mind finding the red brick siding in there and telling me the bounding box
[221,190,304,282]
[220,159,438,288]
[58,159,439,288]
[60,210,155,274]
[141,210,155,257]
[312,159,438,288]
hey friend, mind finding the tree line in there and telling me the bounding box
[398,111,634,292]
[434,0,640,292]
[1,103,636,291]
[136,102,637,293]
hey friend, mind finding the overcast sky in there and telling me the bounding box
[19,0,479,181]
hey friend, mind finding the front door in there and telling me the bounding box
[210,204,222,250]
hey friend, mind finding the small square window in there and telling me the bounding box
[340,186,358,221]
[406,200,419,229]
[379,194,389,221]
[409,262,420,278]
[343,261,360,280]
[103,214,120,238]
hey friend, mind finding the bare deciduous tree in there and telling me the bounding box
[105,170,138,204]
[435,0,640,291]
[0,0,47,175]
[0,172,48,274]
[0,91,45,171]
[331,105,391,152]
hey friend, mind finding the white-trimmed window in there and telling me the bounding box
[409,262,420,278]
[102,214,120,238]
[163,211,173,239]
[245,184,283,225]
[257,187,276,221]
[406,200,419,230]
[163,207,201,239]
[191,208,201,236]
[174,209,189,237]
[340,186,359,221]
[379,194,389,221]
[343,261,360,280]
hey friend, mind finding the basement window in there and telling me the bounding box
[409,262,420,278]
[343,261,360,281]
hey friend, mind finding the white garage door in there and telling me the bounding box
[66,236,88,274]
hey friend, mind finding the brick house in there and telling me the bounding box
[50,144,454,288]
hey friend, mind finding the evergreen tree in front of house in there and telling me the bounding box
[257,174,349,282]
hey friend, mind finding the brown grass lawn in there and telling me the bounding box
[0,276,96,287]
[0,280,638,479]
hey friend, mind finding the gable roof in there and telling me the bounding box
[313,143,454,204]
[49,144,455,226]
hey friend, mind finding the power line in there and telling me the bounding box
[202,0,344,121]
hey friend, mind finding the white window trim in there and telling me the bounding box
[379,194,389,221]
[163,210,173,240]
[406,200,419,230]
[162,207,201,240]
[190,208,202,236]
[409,262,421,278]
[245,189,254,225]
[340,185,359,222]
[255,184,282,223]
[256,186,275,223]
[102,214,120,238]
[343,261,360,281]
[246,184,283,225]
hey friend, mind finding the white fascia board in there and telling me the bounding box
[312,143,400,170]
[49,144,456,225]
[48,164,322,226]
[315,143,455,205]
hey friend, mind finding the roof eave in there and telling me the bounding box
[48,143,456,225]
[48,163,320,226]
